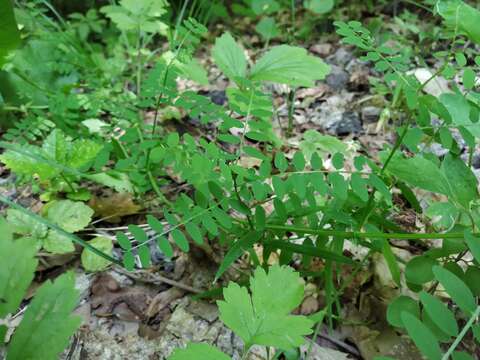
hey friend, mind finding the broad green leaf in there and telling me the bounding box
[46,200,94,233]
[351,173,369,202]
[185,222,203,245]
[405,256,437,285]
[0,145,59,180]
[7,272,81,360]
[168,343,231,360]
[419,291,458,336]
[441,153,478,208]
[425,202,458,231]
[212,32,247,80]
[87,172,134,193]
[0,232,37,318]
[464,266,480,296]
[401,312,442,360]
[436,0,480,44]
[157,235,174,258]
[0,0,20,67]
[464,230,480,264]
[439,92,480,138]
[452,352,475,360]
[67,139,103,169]
[304,0,334,14]
[387,155,450,195]
[274,153,289,172]
[250,45,330,87]
[381,240,401,286]
[433,265,476,315]
[43,230,75,254]
[293,151,306,171]
[7,208,48,238]
[42,129,68,164]
[217,265,313,350]
[172,229,189,252]
[254,206,266,230]
[81,237,114,272]
[387,296,420,328]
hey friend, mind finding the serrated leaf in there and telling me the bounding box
[7,208,48,238]
[81,237,114,272]
[43,230,75,254]
[0,232,37,318]
[46,200,94,233]
[7,272,81,360]
[419,291,458,336]
[168,343,231,360]
[433,265,476,315]
[250,45,330,87]
[400,312,442,360]
[217,265,313,350]
[212,32,247,80]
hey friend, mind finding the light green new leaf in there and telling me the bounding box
[436,0,480,44]
[81,237,114,272]
[441,154,478,208]
[217,265,313,350]
[250,45,330,87]
[419,291,458,336]
[433,265,476,315]
[255,17,280,41]
[0,229,37,318]
[43,230,75,254]
[304,0,335,14]
[212,32,247,81]
[46,200,94,233]
[7,272,81,360]
[67,139,103,169]
[0,0,20,67]
[400,312,442,360]
[168,343,231,360]
[387,155,450,195]
[7,208,48,238]
[0,145,60,180]
[87,172,134,193]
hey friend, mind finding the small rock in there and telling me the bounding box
[330,111,362,136]
[326,65,349,91]
[310,43,333,57]
[472,153,480,169]
[411,68,450,97]
[198,90,227,106]
[361,106,382,124]
[327,47,353,67]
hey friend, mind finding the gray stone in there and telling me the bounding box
[361,106,382,124]
[327,47,354,67]
[326,65,349,91]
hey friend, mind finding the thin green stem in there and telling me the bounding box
[264,223,471,240]
[286,88,296,138]
[441,306,480,360]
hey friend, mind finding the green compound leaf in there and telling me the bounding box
[168,343,231,360]
[0,226,37,318]
[7,272,81,360]
[46,200,94,233]
[419,291,458,336]
[0,0,20,67]
[433,265,476,315]
[81,237,114,272]
[436,0,480,44]
[217,265,313,350]
[250,45,330,87]
[212,32,247,81]
[400,312,442,360]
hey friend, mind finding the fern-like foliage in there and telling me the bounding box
[2,115,55,144]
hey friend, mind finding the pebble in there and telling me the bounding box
[361,106,382,124]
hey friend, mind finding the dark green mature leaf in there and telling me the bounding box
[388,155,450,195]
[172,229,189,252]
[7,272,81,360]
[419,291,458,336]
[464,230,480,263]
[0,0,20,67]
[405,256,437,285]
[401,312,442,360]
[433,266,476,315]
[217,265,313,350]
[168,343,231,360]
[212,32,247,80]
[436,0,480,44]
[0,229,37,318]
[250,45,330,87]
[441,154,478,208]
